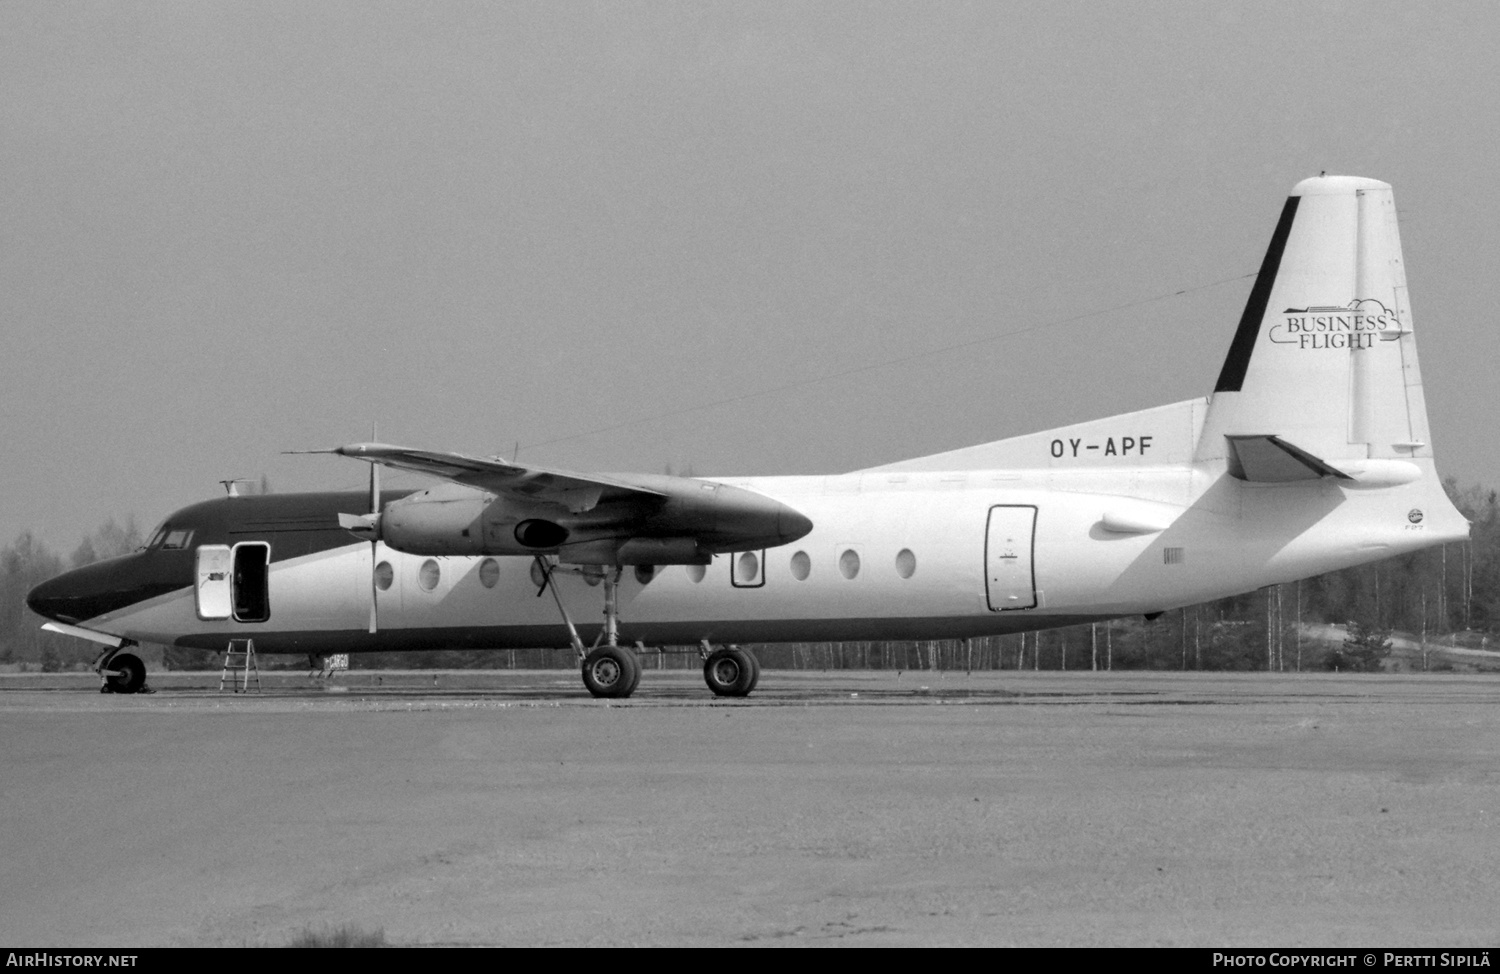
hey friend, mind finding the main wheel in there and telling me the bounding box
[620,649,642,697]
[105,652,146,694]
[703,646,756,697]
[743,648,761,694]
[581,646,637,699]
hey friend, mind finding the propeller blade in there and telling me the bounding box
[368,540,378,635]
[368,440,380,635]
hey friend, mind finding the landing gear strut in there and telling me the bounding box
[536,558,640,699]
[535,559,761,699]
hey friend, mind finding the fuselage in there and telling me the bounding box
[27,458,1467,657]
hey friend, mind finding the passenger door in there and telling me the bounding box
[985,505,1037,611]
[194,543,271,622]
[196,545,233,620]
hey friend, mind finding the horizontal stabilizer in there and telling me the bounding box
[1225,435,1352,484]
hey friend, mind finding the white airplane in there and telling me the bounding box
[28,175,1468,698]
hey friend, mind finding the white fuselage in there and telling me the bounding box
[90,458,1464,653]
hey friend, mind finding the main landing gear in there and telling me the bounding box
[702,641,759,697]
[581,644,641,698]
[534,557,759,699]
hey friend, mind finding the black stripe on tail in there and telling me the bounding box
[1214,195,1301,393]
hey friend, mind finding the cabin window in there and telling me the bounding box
[418,559,441,592]
[790,550,811,581]
[687,564,707,584]
[374,561,394,591]
[478,558,500,588]
[839,549,861,580]
[895,548,917,579]
[732,551,764,588]
[529,559,548,589]
[634,565,656,585]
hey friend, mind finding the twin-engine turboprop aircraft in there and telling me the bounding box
[28,176,1469,698]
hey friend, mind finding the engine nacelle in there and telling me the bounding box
[379,484,490,555]
[372,475,813,562]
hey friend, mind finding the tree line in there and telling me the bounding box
[4,479,1497,673]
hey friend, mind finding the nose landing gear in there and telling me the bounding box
[94,644,148,694]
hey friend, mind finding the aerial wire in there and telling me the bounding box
[519,270,1257,455]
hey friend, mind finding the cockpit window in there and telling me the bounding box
[145,522,169,549]
[162,528,194,550]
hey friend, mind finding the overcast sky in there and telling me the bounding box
[4,1,1498,549]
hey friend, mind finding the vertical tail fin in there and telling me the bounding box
[1197,176,1431,466]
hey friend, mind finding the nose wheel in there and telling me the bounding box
[98,649,147,694]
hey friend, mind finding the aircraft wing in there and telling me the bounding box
[322,443,665,513]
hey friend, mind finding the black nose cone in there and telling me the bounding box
[25,555,172,625]
[26,572,82,624]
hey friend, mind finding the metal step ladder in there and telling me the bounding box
[219,638,261,694]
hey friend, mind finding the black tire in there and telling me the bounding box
[620,649,642,697]
[106,652,146,695]
[703,646,756,697]
[743,648,761,694]
[581,646,636,699]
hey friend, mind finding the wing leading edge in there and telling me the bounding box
[324,443,663,513]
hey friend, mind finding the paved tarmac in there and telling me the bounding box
[1,670,1497,947]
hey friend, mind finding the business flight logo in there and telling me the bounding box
[1269,298,1402,350]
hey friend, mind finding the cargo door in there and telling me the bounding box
[985,505,1037,611]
